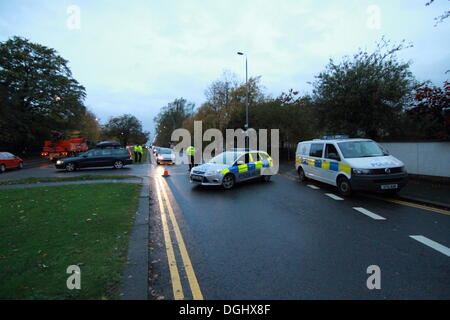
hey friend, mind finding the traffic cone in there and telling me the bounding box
[162,169,170,177]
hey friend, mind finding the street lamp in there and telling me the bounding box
[237,52,250,150]
[237,52,249,130]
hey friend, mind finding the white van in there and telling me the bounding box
[295,137,408,196]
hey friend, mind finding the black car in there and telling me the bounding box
[55,148,133,172]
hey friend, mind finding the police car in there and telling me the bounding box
[190,149,274,189]
[295,136,408,196]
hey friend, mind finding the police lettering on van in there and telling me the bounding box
[295,136,408,196]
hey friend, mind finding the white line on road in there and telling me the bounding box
[307,185,320,189]
[409,235,450,257]
[353,207,386,220]
[325,193,344,201]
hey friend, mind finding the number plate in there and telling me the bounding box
[381,184,398,190]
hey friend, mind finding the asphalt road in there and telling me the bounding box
[147,156,450,300]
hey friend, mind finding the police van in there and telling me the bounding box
[295,136,408,196]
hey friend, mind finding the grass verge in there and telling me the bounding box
[0,175,139,186]
[0,183,141,299]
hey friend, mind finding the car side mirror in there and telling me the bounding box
[237,160,245,165]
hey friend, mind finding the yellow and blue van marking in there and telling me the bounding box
[297,156,351,175]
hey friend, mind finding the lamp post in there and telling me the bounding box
[237,52,249,149]
[237,52,249,130]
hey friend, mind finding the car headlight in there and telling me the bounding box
[352,168,371,175]
[206,169,222,175]
[56,160,64,165]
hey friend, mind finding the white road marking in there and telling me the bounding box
[409,235,450,257]
[307,184,320,189]
[325,193,344,201]
[353,207,386,220]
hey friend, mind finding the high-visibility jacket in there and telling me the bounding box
[186,146,196,156]
[133,145,139,152]
[137,145,143,153]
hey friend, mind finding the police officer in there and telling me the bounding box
[133,145,139,163]
[186,145,196,171]
[137,145,143,163]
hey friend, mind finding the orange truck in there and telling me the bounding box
[41,137,89,161]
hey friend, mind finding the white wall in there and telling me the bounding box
[380,142,450,178]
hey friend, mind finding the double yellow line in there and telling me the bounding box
[154,177,203,300]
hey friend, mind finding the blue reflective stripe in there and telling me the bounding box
[262,160,270,168]
[330,162,339,171]
[229,166,239,173]
[314,159,322,168]
[247,163,256,171]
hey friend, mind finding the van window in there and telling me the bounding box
[324,144,340,161]
[297,143,310,155]
[338,141,387,159]
[309,143,324,158]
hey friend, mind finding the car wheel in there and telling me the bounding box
[222,174,235,190]
[298,167,307,182]
[18,162,23,169]
[337,176,352,196]
[65,163,76,172]
[0,164,5,173]
[261,175,271,182]
[114,160,124,169]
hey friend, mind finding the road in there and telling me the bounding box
[147,155,450,300]
[2,155,449,299]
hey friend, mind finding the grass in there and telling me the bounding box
[0,175,139,186]
[0,183,141,299]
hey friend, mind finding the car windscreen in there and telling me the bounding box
[338,141,388,158]
[159,148,172,154]
[208,152,241,165]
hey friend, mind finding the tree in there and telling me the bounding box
[102,114,149,146]
[312,38,416,140]
[404,81,450,140]
[426,0,450,25]
[153,98,194,146]
[0,36,87,155]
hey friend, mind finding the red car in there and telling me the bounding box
[0,152,24,173]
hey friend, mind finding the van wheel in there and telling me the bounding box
[261,175,271,182]
[0,164,5,173]
[298,167,307,182]
[337,176,352,196]
[222,174,235,189]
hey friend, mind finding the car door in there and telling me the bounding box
[250,152,262,179]
[4,153,16,168]
[235,153,252,181]
[308,143,325,181]
[79,150,103,168]
[98,149,113,166]
[322,143,341,184]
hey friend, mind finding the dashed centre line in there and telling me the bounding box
[353,207,386,220]
[325,193,344,201]
[307,184,320,189]
[410,235,450,257]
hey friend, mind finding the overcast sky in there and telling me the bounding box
[1,0,449,137]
